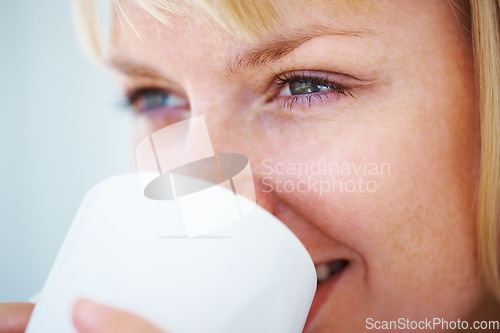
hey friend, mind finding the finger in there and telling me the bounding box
[72,299,165,333]
[0,302,35,333]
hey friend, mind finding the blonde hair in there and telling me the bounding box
[71,0,285,62]
[73,0,500,301]
[471,0,500,301]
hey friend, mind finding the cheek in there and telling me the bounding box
[132,116,155,170]
[247,66,479,318]
[355,32,480,318]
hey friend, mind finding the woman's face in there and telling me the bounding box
[110,0,480,331]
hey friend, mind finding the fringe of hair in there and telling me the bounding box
[71,0,105,64]
[71,0,285,63]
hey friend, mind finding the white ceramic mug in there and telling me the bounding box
[26,173,317,333]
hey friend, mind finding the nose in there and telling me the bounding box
[193,112,333,261]
[167,90,335,259]
[182,108,279,218]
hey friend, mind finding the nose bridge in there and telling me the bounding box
[187,88,254,156]
[183,106,278,216]
[184,60,250,154]
[181,115,216,164]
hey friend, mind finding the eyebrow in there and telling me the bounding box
[107,25,374,78]
[107,58,168,81]
[227,25,374,72]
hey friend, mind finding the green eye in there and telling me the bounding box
[141,91,169,109]
[126,88,187,113]
[274,71,355,110]
[289,80,332,95]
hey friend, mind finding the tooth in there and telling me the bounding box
[316,263,331,283]
[329,260,348,274]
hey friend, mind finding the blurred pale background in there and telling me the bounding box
[0,0,132,301]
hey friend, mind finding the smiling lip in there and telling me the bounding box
[304,261,349,330]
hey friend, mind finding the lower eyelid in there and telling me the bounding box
[135,106,191,122]
[277,89,353,110]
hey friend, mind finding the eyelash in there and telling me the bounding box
[126,87,155,106]
[123,71,355,113]
[271,71,355,110]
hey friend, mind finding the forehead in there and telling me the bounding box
[113,0,373,35]
[108,0,462,77]
[110,0,377,51]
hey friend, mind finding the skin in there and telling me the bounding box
[3,0,499,332]
[107,0,488,331]
[72,299,164,333]
[0,302,34,333]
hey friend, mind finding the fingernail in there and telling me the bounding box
[73,298,113,330]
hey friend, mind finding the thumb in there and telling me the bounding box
[72,299,165,333]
